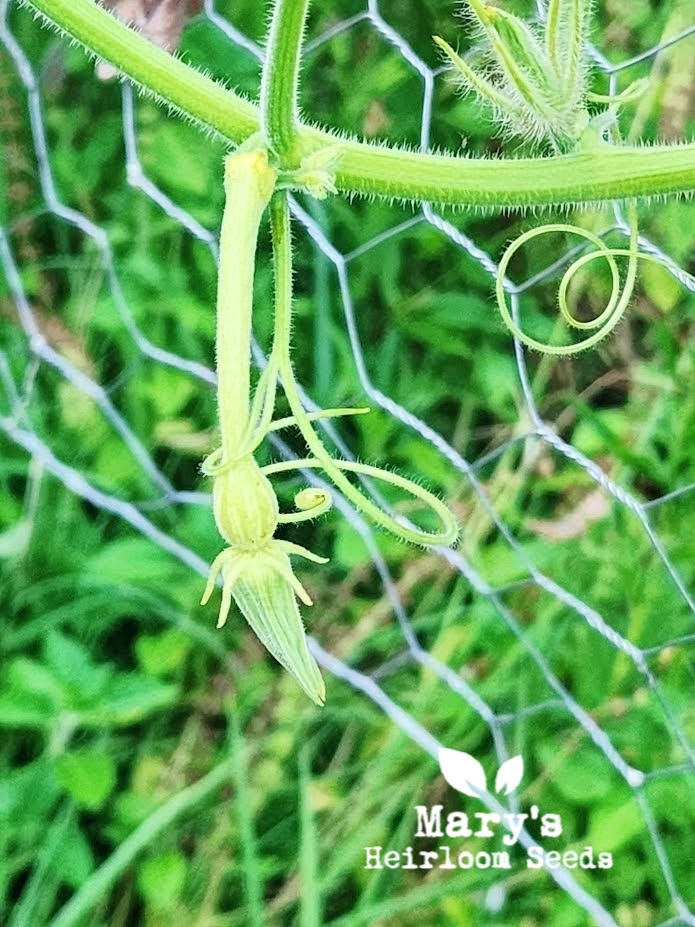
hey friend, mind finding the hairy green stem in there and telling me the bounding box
[322,136,695,206]
[22,0,257,140]
[216,151,276,457]
[47,757,236,927]
[546,0,563,69]
[269,193,458,547]
[24,0,695,208]
[261,0,311,161]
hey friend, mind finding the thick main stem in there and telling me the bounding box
[22,0,257,141]
[25,0,695,209]
[216,152,276,459]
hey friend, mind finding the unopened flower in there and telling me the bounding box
[434,0,592,150]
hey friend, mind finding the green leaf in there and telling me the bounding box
[54,750,117,810]
[7,657,66,710]
[135,630,191,677]
[641,260,682,313]
[0,656,63,729]
[538,742,615,804]
[85,538,179,589]
[52,816,95,888]
[44,631,111,702]
[0,758,60,820]
[83,675,178,726]
[137,851,187,912]
[589,798,644,854]
[471,344,518,419]
[331,521,371,570]
[106,789,162,843]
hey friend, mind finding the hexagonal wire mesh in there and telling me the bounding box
[1,0,695,924]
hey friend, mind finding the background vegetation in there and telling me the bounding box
[1,0,694,924]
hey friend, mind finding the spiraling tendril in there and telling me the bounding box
[267,192,459,547]
[495,202,695,355]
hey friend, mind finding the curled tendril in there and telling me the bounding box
[276,487,332,525]
[586,78,649,107]
[494,201,695,355]
[263,456,458,542]
[201,446,242,477]
[269,193,459,548]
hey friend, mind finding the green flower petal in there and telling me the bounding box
[232,553,326,706]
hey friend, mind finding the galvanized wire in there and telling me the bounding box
[1,2,694,923]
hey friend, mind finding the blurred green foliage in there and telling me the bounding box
[1,1,695,925]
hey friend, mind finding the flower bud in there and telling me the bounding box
[213,457,279,548]
[436,0,593,150]
[233,552,326,705]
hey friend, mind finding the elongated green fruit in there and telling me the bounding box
[233,556,326,706]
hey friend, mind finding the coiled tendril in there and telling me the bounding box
[260,192,459,548]
[495,202,695,355]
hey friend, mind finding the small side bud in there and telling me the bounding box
[281,147,342,199]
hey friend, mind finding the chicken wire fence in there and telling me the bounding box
[1,1,695,924]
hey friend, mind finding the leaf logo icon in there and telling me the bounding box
[438,750,525,797]
[438,748,487,797]
[495,756,524,795]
